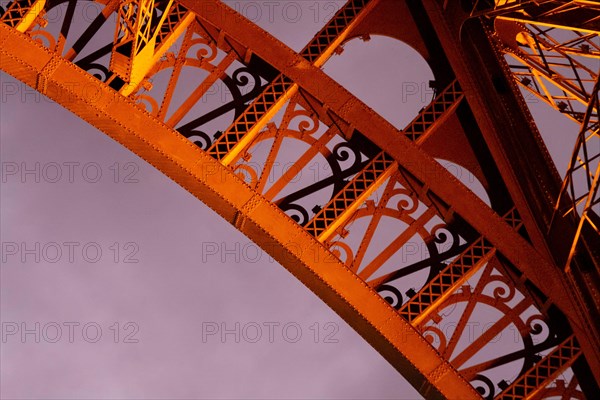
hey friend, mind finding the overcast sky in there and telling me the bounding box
[0,1,424,398]
[0,1,581,399]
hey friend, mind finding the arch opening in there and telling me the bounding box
[323,35,436,130]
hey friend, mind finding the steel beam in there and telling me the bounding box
[206,0,379,166]
[0,0,46,32]
[110,1,194,95]
[181,0,591,348]
[0,22,481,400]
[422,0,600,381]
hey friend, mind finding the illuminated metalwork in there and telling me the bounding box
[0,0,45,32]
[554,75,599,272]
[109,0,194,95]
[1,0,599,398]
[475,0,600,278]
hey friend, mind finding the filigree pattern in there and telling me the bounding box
[324,171,471,296]
[416,258,576,398]
[0,1,595,398]
[17,0,273,143]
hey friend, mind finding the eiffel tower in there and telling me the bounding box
[1,0,599,398]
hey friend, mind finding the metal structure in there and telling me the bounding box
[1,0,599,398]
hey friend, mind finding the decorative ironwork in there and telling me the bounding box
[554,76,600,270]
[0,0,45,32]
[301,0,372,64]
[2,0,598,398]
[404,79,463,141]
[497,335,581,399]
[398,208,522,324]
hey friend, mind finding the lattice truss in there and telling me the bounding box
[0,0,598,398]
[472,0,600,270]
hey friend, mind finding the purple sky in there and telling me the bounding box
[0,1,424,398]
[0,1,580,398]
[0,67,425,398]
